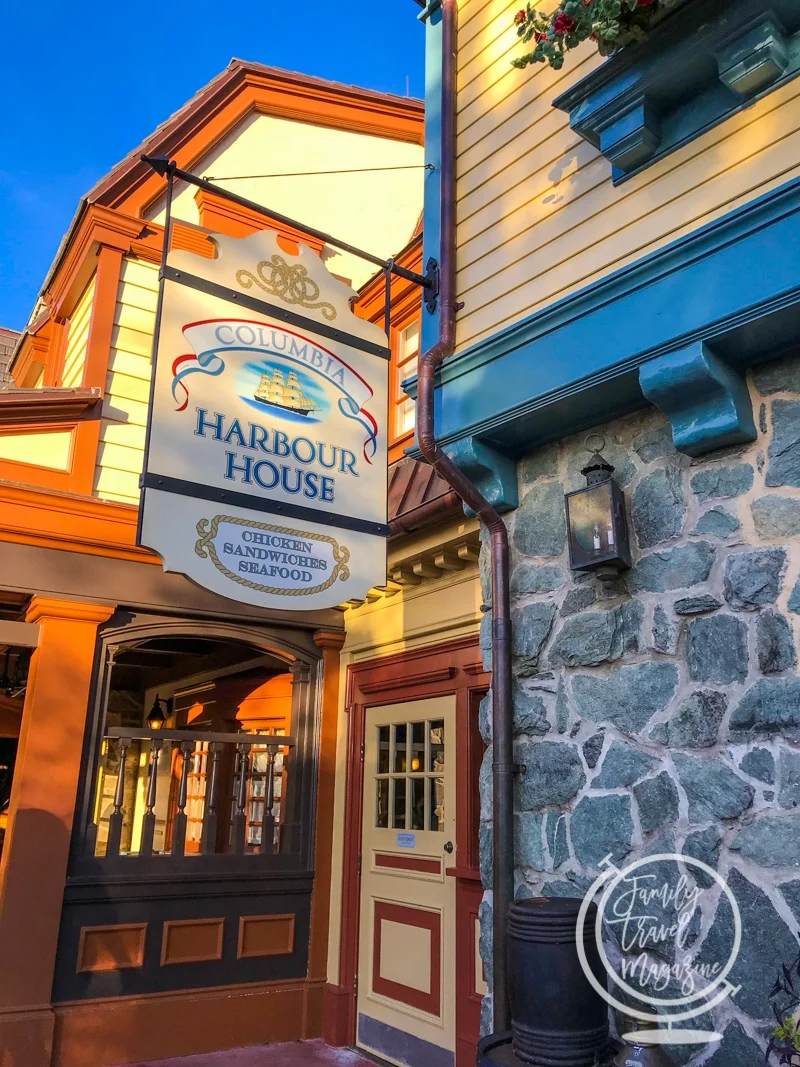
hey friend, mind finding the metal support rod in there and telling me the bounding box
[414,0,514,1032]
[141,155,433,290]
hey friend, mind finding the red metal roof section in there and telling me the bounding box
[388,456,460,534]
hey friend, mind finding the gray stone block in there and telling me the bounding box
[690,463,754,502]
[752,353,800,395]
[515,740,586,810]
[740,747,775,783]
[513,686,550,737]
[518,444,559,486]
[594,741,657,787]
[789,578,800,615]
[632,466,686,548]
[555,677,569,734]
[631,541,715,593]
[767,399,800,486]
[514,811,545,870]
[779,748,800,808]
[634,772,680,833]
[511,601,557,675]
[513,482,567,558]
[656,690,727,748]
[687,614,748,684]
[571,795,633,867]
[729,678,800,741]
[548,608,619,668]
[703,1020,765,1065]
[651,605,678,654]
[545,811,569,869]
[752,495,800,538]
[582,732,605,769]
[756,610,796,673]
[560,583,597,616]
[732,815,800,867]
[723,547,786,610]
[683,825,722,888]
[673,752,754,820]
[697,869,798,1020]
[511,562,565,597]
[632,423,675,463]
[692,504,741,538]
[573,662,679,734]
[673,594,722,614]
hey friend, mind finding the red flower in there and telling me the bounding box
[553,11,576,33]
[637,0,656,6]
[534,29,547,40]
[514,8,527,24]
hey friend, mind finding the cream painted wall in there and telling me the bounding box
[61,274,96,388]
[325,557,482,986]
[455,0,800,349]
[0,431,73,470]
[148,111,425,291]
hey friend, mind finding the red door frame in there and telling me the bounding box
[323,634,488,1066]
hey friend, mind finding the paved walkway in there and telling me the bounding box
[125,1038,376,1067]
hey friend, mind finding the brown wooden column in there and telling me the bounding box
[0,597,114,1067]
[307,629,346,1039]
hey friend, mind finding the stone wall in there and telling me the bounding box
[478,352,800,1064]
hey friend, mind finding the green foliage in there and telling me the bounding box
[510,0,674,70]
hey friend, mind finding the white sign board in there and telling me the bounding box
[138,230,389,609]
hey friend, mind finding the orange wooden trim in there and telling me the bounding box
[83,246,122,389]
[131,219,216,263]
[237,914,296,959]
[25,598,115,626]
[49,320,70,388]
[44,205,144,320]
[94,65,424,217]
[12,325,52,389]
[160,918,225,966]
[194,189,326,253]
[0,482,156,564]
[76,924,147,974]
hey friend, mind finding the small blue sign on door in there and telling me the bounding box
[396,833,416,849]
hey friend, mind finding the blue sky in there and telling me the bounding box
[0,1,425,331]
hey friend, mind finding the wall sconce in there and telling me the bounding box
[147,696,167,731]
[564,434,631,585]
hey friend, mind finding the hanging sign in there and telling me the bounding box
[137,230,389,610]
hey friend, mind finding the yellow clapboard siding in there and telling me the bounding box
[120,257,159,291]
[105,370,151,406]
[458,0,519,81]
[116,279,159,314]
[108,348,152,383]
[101,392,148,428]
[458,0,514,50]
[94,465,141,503]
[110,323,155,360]
[114,297,157,334]
[455,21,800,350]
[61,274,96,388]
[458,85,800,301]
[99,421,148,450]
[97,440,147,475]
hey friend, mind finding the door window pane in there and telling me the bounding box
[429,777,445,831]
[377,725,390,774]
[376,779,389,828]
[429,720,445,772]
[410,777,425,830]
[392,778,407,829]
[410,722,425,774]
[393,724,407,773]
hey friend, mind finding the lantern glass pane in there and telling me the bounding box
[567,481,615,568]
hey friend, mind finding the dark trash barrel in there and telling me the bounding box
[507,897,610,1066]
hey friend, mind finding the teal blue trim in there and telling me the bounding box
[407,173,800,461]
[441,437,518,515]
[639,343,757,456]
[553,0,800,183]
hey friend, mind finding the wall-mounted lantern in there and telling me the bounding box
[147,695,167,731]
[564,434,631,584]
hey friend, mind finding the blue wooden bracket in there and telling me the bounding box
[441,437,518,516]
[639,342,757,457]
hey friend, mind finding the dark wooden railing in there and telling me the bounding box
[97,727,296,860]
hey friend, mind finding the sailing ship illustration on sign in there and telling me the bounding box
[253,366,317,417]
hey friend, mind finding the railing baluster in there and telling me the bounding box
[200,742,220,855]
[140,739,163,856]
[259,746,276,855]
[171,741,192,857]
[233,743,251,854]
[106,737,131,858]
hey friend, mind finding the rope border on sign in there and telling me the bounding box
[195,514,350,596]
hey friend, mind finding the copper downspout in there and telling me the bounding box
[416,0,514,1033]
